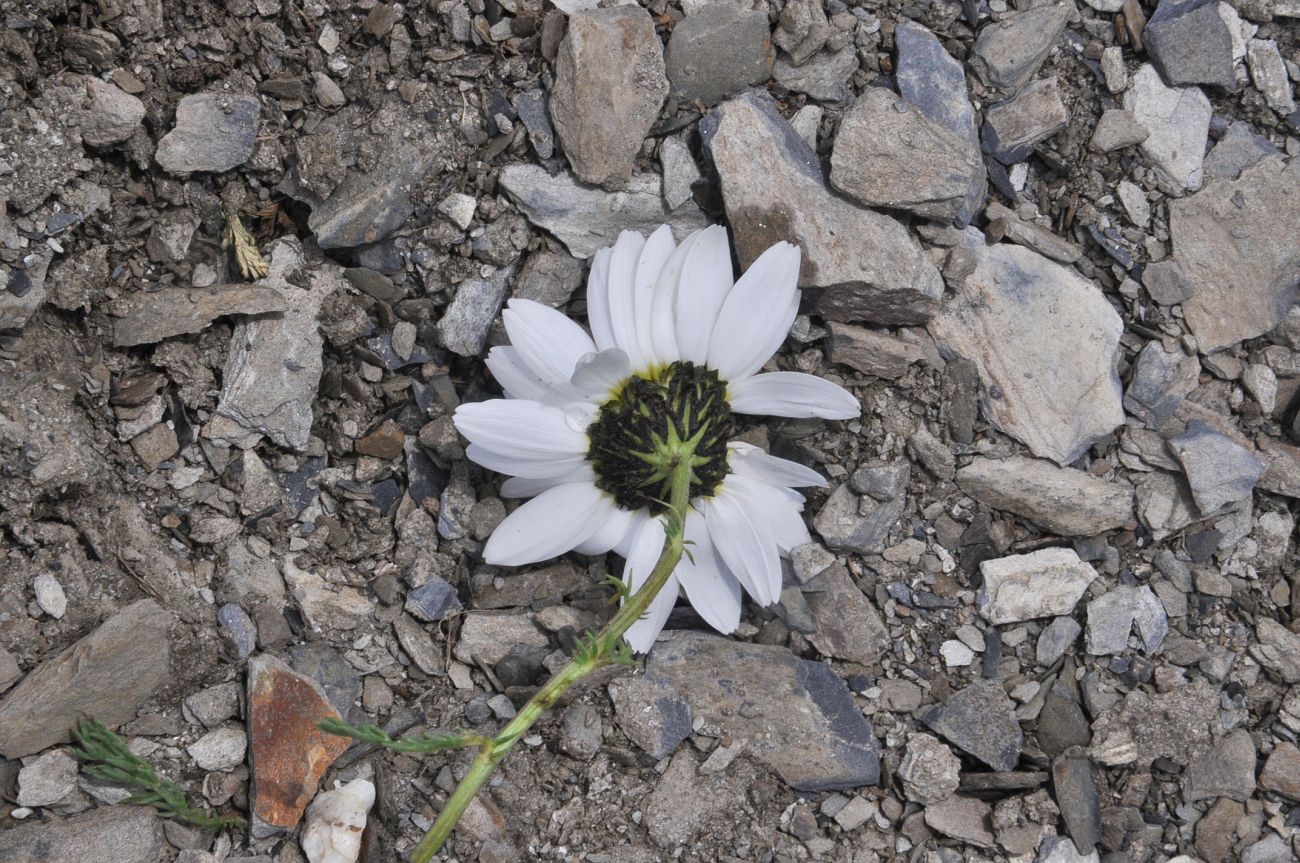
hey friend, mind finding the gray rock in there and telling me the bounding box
[978,548,1098,625]
[1256,618,1300,683]
[184,682,240,728]
[830,87,984,224]
[1089,679,1218,767]
[899,733,961,803]
[659,136,701,211]
[645,631,881,791]
[0,805,166,863]
[772,48,857,102]
[1168,420,1266,514]
[1038,834,1102,863]
[393,613,443,676]
[1100,45,1128,93]
[206,241,344,451]
[435,264,517,357]
[309,140,433,249]
[1123,64,1211,192]
[146,208,199,263]
[1134,470,1201,541]
[513,249,583,309]
[665,5,772,105]
[1123,341,1200,428]
[1184,728,1256,801]
[76,77,145,146]
[405,577,462,622]
[1038,677,1091,757]
[512,89,555,161]
[702,91,943,326]
[921,679,1023,771]
[1247,39,1296,115]
[155,93,260,175]
[1203,120,1281,182]
[894,21,986,226]
[1242,834,1292,863]
[217,603,257,660]
[803,565,888,664]
[957,456,1134,536]
[1089,109,1149,153]
[1037,616,1083,666]
[773,0,829,65]
[924,795,996,847]
[499,165,709,260]
[970,2,1072,95]
[642,748,759,848]
[452,612,549,667]
[984,202,1083,263]
[111,284,289,347]
[0,599,170,758]
[313,72,346,108]
[981,77,1069,164]
[1052,754,1102,854]
[1145,0,1236,89]
[826,321,925,379]
[17,749,79,807]
[1117,180,1150,227]
[559,703,603,760]
[188,725,247,771]
[812,482,905,555]
[32,573,67,619]
[1141,259,1196,306]
[608,675,693,759]
[0,647,20,693]
[1085,585,1168,654]
[928,238,1124,464]
[0,252,51,331]
[1175,157,1300,352]
[550,7,668,187]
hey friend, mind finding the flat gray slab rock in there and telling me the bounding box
[110,284,289,347]
[1168,419,1267,514]
[308,139,434,249]
[1085,584,1168,654]
[0,599,171,758]
[928,239,1124,464]
[702,91,943,326]
[643,631,881,792]
[1123,341,1200,428]
[981,77,1069,164]
[155,92,260,175]
[1123,64,1211,192]
[921,678,1023,771]
[830,87,984,225]
[1174,157,1300,352]
[1183,728,1257,802]
[970,2,1072,95]
[813,481,906,555]
[977,547,1098,624]
[499,165,709,259]
[957,456,1134,536]
[0,805,165,863]
[803,564,888,664]
[550,7,667,187]
[436,264,517,357]
[1144,0,1236,89]
[206,241,345,451]
[664,4,772,105]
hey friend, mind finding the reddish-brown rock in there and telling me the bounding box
[247,654,350,836]
[355,418,405,459]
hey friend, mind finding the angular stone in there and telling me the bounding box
[1145,0,1236,89]
[435,264,517,358]
[1168,420,1267,514]
[957,456,1134,536]
[773,0,829,65]
[1123,64,1212,192]
[1038,616,1083,666]
[899,733,961,804]
[1259,742,1300,800]
[499,165,709,260]
[1089,679,1218,767]
[772,47,857,102]
[895,20,986,226]
[155,93,260,175]
[1038,678,1091,757]
[1205,120,1282,183]
[248,654,351,837]
[188,725,248,772]
[970,2,1072,95]
[702,91,943,326]
[1085,585,1167,654]
[1090,109,1149,153]
[550,7,667,187]
[812,482,905,555]
[207,241,344,451]
[405,577,462,622]
[1123,341,1200,428]
[1255,618,1300,683]
[0,599,170,758]
[76,77,146,146]
[1134,470,1201,540]
[803,564,888,664]
[608,675,693,760]
[645,631,880,791]
[830,88,984,225]
[111,284,289,347]
[452,612,550,667]
[301,778,375,863]
[924,795,996,847]
[1247,39,1296,114]
[393,614,443,676]
[0,806,165,863]
[642,748,759,849]
[283,559,371,632]
[1038,834,1102,863]
[928,239,1124,464]
[978,548,1098,624]
[981,77,1069,164]
[308,141,433,249]
[1184,729,1256,801]
[17,749,78,807]
[826,321,925,379]
[665,5,772,105]
[659,135,701,211]
[984,202,1083,263]
[1052,754,1102,854]
[921,679,1023,771]
[1174,157,1300,352]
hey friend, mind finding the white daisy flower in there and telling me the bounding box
[453,224,860,652]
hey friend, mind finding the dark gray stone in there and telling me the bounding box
[0,805,166,863]
[981,77,1069,164]
[1037,677,1091,757]
[1145,0,1236,90]
[1052,753,1102,854]
[1142,259,1196,306]
[1123,341,1199,428]
[1204,120,1282,182]
[1168,420,1267,514]
[812,483,905,555]
[772,48,857,102]
[665,5,772,105]
[1037,616,1082,666]
[773,0,829,65]
[405,577,462,622]
[1089,108,1149,153]
[111,284,289,347]
[155,93,260,175]
[309,143,432,249]
[921,679,1023,771]
[970,2,1072,95]
[512,89,555,160]
[289,642,363,721]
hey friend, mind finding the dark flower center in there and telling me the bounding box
[587,361,733,513]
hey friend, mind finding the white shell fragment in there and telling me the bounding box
[300,778,376,863]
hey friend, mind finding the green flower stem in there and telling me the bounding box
[408,453,696,863]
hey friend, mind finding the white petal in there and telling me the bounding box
[677,511,742,634]
[573,503,638,555]
[586,247,616,352]
[466,444,588,480]
[624,572,678,653]
[500,470,593,498]
[606,231,649,367]
[699,487,782,606]
[728,441,828,488]
[453,400,589,460]
[634,226,676,368]
[707,242,802,381]
[673,225,734,365]
[503,299,596,389]
[620,513,677,652]
[729,372,860,420]
[650,231,700,364]
[570,348,632,400]
[483,482,614,566]
[726,473,811,554]
[485,346,561,403]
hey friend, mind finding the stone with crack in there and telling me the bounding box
[977,548,1098,625]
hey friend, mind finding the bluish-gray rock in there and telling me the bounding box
[1204,120,1282,182]
[435,264,517,357]
[608,675,694,760]
[218,603,257,660]
[155,93,260,175]
[1085,585,1168,655]
[1144,0,1236,90]
[921,679,1023,771]
[1168,420,1267,514]
[1123,341,1199,428]
[405,577,462,622]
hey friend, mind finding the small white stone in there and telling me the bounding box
[437,193,477,230]
[186,726,247,772]
[940,639,975,668]
[1009,162,1029,191]
[302,779,376,863]
[32,573,67,619]
[1116,180,1150,227]
[1242,363,1278,413]
[1247,39,1296,115]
